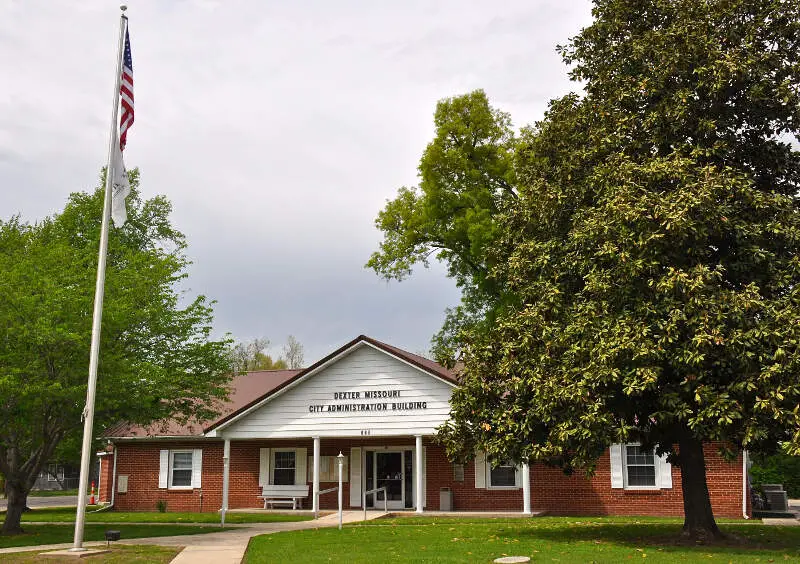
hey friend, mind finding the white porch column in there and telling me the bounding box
[522,461,531,515]
[312,436,320,516]
[221,438,231,526]
[415,435,423,514]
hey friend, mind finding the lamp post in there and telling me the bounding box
[337,451,344,530]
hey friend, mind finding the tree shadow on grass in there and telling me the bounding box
[503,521,800,555]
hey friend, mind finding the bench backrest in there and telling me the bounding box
[261,484,310,497]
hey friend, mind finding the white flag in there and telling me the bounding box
[111,142,131,227]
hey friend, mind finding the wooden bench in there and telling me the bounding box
[259,484,310,510]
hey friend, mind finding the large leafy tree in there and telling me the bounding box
[0,172,233,534]
[367,89,518,360]
[373,0,800,540]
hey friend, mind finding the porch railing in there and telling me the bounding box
[362,486,388,521]
[314,486,339,519]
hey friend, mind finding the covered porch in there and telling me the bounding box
[212,435,534,522]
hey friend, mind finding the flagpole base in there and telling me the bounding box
[44,548,111,558]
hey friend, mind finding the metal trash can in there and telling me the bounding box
[440,487,453,511]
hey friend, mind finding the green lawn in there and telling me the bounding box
[1,544,180,563]
[15,507,313,524]
[244,516,800,563]
[0,523,231,549]
[26,489,79,497]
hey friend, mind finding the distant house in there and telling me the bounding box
[33,463,80,491]
[98,335,749,518]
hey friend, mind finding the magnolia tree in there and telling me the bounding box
[371,0,800,540]
[0,172,233,534]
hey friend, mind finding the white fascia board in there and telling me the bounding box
[108,435,211,442]
[360,342,457,389]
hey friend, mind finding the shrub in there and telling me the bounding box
[750,454,800,497]
[156,500,167,513]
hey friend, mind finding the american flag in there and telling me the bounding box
[119,26,134,150]
[112,22,133,228]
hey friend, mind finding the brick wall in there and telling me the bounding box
[527,442,745,518]
[98,453,114,504]
[110,437,746,518]
[111,441,222,512]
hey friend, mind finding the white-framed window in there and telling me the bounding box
[488,461,519,489]
[46,463,64,482]
[272,450,297,485]
[623,445,657,488]
[259,447,307,487]
[170,450,194,488]
[474,451,521,490]
[159,448,202,490]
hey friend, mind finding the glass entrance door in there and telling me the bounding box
[367,450,406,509]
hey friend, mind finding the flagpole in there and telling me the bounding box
[71,5,128,551]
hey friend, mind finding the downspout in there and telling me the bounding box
[111,444,118,507]
[742,449,749,519]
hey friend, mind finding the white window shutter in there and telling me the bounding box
[259,448,270,487]
[349,447,362,507]
[474,451,487,489]
[610,444,624,488]
[295,447,307,485]
[159,450,169,489]
[658,453,673,489]
[192,449,203,489]
[515,464,523,488]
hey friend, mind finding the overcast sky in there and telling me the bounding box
[0,0,594,363]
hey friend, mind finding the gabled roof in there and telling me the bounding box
[102,368,302,439]
[104,335,458,440]
[204,335,458,434]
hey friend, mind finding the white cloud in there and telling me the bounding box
[0,0,594,362]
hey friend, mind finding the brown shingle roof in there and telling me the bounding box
[102,369,301,439]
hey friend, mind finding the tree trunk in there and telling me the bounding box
[678,436,723,540]
[1,479,28,535]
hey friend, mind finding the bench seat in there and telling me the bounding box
[259,484,310,510]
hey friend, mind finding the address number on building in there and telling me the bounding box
[360,429,371,436]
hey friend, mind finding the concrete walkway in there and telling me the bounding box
[762,498,800,527]
[0,511,384,561]
[164,511,385,564]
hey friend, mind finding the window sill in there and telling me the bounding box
[487,486,520,491]
[622,488,663,495]
[168,486,195,491]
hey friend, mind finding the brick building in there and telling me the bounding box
[98,335,749,519]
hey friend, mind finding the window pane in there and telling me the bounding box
[173,452,193,469]
[626,446,654,466]
[273,469,295,485]
[273,451,296,485]
[172,469,192,487]
[627,465,656,486]
[625,445,656,487]
[490,465,516,487]
[274,451,296,469]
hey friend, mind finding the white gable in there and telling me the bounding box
[220,343,454,439]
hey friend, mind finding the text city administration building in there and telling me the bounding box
[98,335,750,518]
